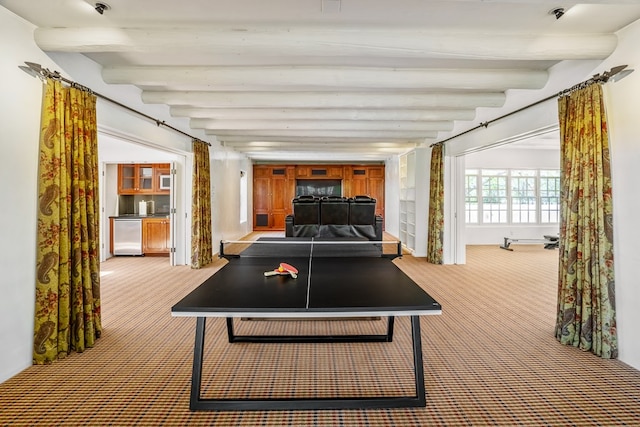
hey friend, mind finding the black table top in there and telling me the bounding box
[171,256,441,318]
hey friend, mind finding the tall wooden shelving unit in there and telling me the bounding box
[399,152,416,251]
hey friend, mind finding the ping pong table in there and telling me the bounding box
[171,238,442,411]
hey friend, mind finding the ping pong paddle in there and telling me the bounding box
[264,262,298,279]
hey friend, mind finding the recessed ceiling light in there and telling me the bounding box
[94,2,111,15]
[550,7,565,20]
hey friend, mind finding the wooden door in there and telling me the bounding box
[368,166,385,217]
[253,173,271,229]
[253,165,294,230]
[267,166,294,230]
[349,167,369,197]
[270,170,290,230]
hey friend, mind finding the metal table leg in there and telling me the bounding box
[188,315,427,411]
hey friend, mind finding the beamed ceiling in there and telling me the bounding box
[4,0,640,161]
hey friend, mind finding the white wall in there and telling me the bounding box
[441,59,602,157]
[600,20,640,370]
[210,149,253,244]
[464,145,560,245]
[0,7,63,384]
[0,6,252,383]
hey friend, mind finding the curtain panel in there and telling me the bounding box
[191,140,213,269]
[555,83,617,359]
[426,144,445,264]
[34,79,102,364]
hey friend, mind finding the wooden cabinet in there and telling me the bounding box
[154,164,171,194]
[108,217,170,256]
[118,164,154,194]
[253,165,295,230]
[295,165,343,179]
[142,218,171,255]
[343,165,385,218]
[118,163,171,194]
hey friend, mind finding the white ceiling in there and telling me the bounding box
[4,0,640,161]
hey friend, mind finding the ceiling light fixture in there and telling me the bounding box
[550,7,565,20]
[94,2,110,15]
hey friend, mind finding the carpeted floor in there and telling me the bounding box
[1,242,639,426]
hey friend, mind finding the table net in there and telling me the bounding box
[220,237,401,259]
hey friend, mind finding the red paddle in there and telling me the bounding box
[264,262,298,279]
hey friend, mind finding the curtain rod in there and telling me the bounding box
[430,64,631,147]
[19,61,211,146]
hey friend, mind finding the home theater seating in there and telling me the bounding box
[285,195,383,241]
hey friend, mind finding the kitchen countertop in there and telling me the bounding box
[109,214,170,219]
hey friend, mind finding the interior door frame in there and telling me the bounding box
[97,128,189,265]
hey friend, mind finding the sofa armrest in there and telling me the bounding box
[285,214,294,237]
[375,215,383,241]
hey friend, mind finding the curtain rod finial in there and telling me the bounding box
[609,65,634,83]
[24,61,42,73]
[19,65,38,78]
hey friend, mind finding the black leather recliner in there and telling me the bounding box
[287,196,320,237]
[349,195,376,226]
[292,196,319,224]
[319,196,349,225]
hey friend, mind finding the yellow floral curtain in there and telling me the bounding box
[191,140,213,268]
[34,79,101,364]
[555,83,617,359]
[426,143,445,264]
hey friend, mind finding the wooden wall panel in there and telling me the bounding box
[253,164,384,231]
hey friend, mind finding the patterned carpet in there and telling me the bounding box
[1,242,639,426]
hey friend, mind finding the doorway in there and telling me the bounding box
[98,131,189,266]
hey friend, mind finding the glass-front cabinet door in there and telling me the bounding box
[118,164,156,194]
[137,165,154,192]
[119,164,137,193]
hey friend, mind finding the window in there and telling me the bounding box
[539,170,560,223]
[240,170,247,223]
[465,170,479,223]
[511,170,537,223]
[481,169,508,223]
[465,168,560,225]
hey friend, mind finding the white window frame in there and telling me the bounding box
[465,168,560,225]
